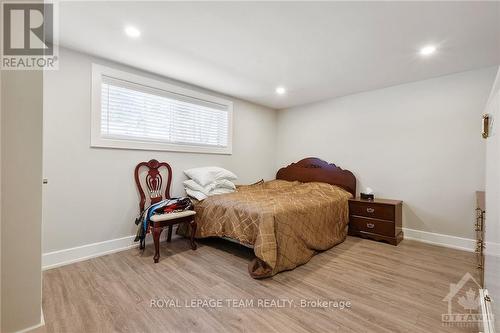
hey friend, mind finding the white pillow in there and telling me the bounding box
[184,167,237,187]
[209,187,235,195]
[212,179,236,190]
[185,188,233,200]
[185,188,208,201]
[184,179,236,195]
[184,180,209,195]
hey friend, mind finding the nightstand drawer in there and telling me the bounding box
[349,201,395,221]
[350,216,395,237]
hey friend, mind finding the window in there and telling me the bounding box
[91,64,233,154]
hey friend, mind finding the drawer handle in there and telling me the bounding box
[366,223,375,229]
[366,208,375,213]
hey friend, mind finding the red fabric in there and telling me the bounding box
[163,202,190,213]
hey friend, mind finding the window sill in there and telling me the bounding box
[90,137,232,155]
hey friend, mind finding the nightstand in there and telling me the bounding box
[348,198,403,245]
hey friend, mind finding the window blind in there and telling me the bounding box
[100,76,229,148]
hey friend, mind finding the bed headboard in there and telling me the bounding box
[276,157,356,197]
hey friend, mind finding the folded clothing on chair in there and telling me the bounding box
[134,197,193,246]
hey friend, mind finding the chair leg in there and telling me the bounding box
[153,226,163,263]
[189,219,197,250]
[167,225,173,242]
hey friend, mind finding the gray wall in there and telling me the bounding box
[276,68,496,240]
[1,70,43,332]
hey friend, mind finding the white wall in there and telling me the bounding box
[43,48,277,255]
[485,68,500,247]
[0,63,2,333]
[44,48,496,267]
[1,70,43,332]
[0,67,2,332]
[484,66,500,331]
[276,68,497,240]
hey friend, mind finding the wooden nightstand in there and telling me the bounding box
[348,198,403,245]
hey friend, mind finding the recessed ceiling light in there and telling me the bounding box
[275,86,286,95]
[420,45,436,56]
[125,26,141,38]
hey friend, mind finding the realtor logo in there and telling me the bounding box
[442,272,483,327]
[1,2,58,69]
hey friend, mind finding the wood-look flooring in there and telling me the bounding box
[40,236,479,333]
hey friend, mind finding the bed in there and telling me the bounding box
[191,157,356,278]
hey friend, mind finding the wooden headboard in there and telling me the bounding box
[276,157,356,197]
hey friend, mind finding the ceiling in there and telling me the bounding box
[58,1,500,109]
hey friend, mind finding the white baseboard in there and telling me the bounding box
[42,235,141,270]
[485,241,500,256]
[403,227,475,252]
[43,227,479,270]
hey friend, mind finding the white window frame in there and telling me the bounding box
[91,64,233,154]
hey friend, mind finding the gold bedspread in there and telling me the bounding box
[193,180,351,278]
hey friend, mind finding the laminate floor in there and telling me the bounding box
[40,236,480,332]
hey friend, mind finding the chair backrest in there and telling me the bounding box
[134,159,172,211]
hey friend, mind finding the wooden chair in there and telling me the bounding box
[134,159,197,263]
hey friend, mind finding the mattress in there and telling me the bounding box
[192,179,351,278]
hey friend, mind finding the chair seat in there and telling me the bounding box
[150,210,196,222]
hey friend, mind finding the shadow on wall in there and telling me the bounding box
[402,204,427,232]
